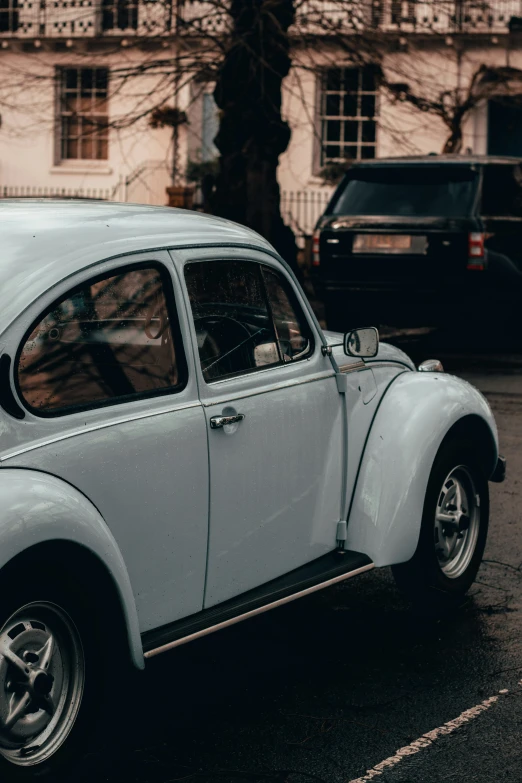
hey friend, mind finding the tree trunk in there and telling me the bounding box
[212,0,300,277]
[442,121,463,154]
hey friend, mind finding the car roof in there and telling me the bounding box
[0,200,275,338]
[350,154,522,166]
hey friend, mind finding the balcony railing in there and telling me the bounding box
[0,0,519,38]
[294,0,522,33]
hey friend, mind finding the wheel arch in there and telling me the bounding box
[441,413,497,479]
[0,468,144,670]
[0,540,141,669]
[345,372,499,567]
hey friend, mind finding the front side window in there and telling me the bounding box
[59,67,109,161]
[184,260,313,383]
[17,265,186,415]
[262,267,313,362]
[319,67,378,167]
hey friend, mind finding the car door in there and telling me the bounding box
[1,252,209,633]
[177,247,345,608]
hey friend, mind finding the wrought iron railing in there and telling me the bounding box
[0,0,519,38]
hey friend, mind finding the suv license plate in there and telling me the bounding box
[353,234,413,254]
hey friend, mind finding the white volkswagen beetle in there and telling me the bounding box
[0,201,505,780]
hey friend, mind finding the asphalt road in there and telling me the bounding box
[78,329,522,783]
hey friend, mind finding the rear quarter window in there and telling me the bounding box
[16,264,187,415]
[481,165,522,217]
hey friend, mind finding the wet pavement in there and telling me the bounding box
[79,327,522,783]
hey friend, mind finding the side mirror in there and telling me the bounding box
[344,327,379,358]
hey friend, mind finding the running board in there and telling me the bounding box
[142,550,373,659]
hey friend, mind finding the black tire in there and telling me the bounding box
[0,565,117,781]
[392,438,489,606]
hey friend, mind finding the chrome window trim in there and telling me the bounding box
[206,356,318,386]
[289,341,313,361]
[201,370,336,407]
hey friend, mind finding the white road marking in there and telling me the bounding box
[348,689,509,783]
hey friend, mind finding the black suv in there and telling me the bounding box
[312,156,522,330]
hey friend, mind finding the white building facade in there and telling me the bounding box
[0,0,521,235]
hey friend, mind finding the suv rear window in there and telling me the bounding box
[331,166,478,218]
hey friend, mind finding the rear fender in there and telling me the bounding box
[0,468,144,669]
[345,372,498,566]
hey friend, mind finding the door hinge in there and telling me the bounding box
[336,520,347,550]
[321,345,332,356]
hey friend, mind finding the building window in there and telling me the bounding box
[0,0,18,32]
[101,0,138,31]
[60,68,109,161]
[391,1,416,25]
[201,92,219,162]
[319,67,378,167]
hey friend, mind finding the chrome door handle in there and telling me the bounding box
[209,413,245,429]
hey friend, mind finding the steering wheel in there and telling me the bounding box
[144,303,168,340]
[194,315,261,377]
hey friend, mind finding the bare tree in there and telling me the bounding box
[386,59,522,155]
[211,0,299,271]
[0,0,520,251]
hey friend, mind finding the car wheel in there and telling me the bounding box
[0,570,109,780]
[392,438,489,604]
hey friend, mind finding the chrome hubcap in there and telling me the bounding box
[434,465,480,579]
[0,602,85,767]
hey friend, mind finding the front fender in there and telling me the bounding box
[0,468,144,669]
[345,372,499,567]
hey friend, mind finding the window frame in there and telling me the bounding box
[183,257,315,386]
[101,0,139,32]
[316,66,379,170]
[58,66,110,163]
[0,0,19,33]
[15,260,188,419]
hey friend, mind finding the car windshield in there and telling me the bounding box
[332,166,479,217]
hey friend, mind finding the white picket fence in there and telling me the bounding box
[281,188,333,242]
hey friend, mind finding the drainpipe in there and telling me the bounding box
[172,0,182,187]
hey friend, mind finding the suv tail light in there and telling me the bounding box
[312,229,321,267]
[467,232,485,270]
